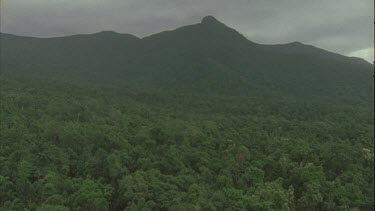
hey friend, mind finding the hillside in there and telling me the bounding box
[1,16,373,101]
[0,16,374,210]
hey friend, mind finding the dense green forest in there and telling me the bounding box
[0,16,374,210]
[0,78,373,210]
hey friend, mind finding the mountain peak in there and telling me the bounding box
[91,31,140,41]
[95,30,120,35]
[201,16,221,24]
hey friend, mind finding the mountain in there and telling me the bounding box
[1,16,373,101]
[1,16,374,210]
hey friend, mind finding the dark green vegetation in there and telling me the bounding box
[0,16,374,210]
[2,16,372,100]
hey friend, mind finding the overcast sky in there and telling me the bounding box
[1,0,373,62]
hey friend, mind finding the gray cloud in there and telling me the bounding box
[1,0,373,61]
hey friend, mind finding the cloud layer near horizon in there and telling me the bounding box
[1,0,373,62]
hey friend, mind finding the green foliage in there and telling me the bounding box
[0,78,373,210]
[0,16,373,210]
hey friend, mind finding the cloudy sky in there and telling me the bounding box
[1,0,373,62]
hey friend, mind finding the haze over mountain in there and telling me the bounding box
[1,16,373,101]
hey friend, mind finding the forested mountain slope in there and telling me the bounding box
[1,16,373,101]
[0,16,373,210]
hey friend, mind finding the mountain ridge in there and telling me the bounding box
[0,16,370,64]
[0,16,373,102]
